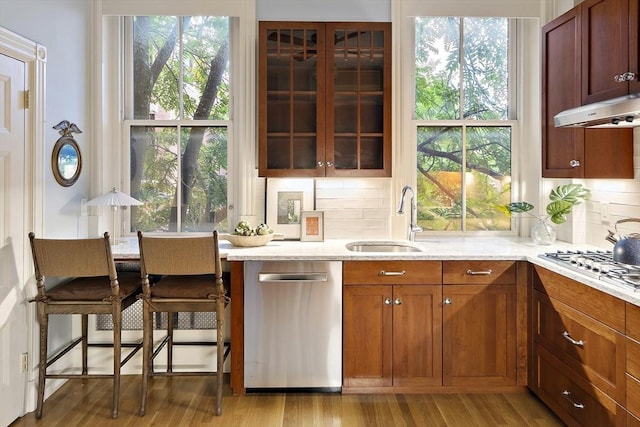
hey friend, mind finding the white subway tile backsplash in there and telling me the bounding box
[315,178,392,239]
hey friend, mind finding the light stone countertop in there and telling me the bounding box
[113,236,640,306]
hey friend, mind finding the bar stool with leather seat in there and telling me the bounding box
[137,230,229,416]
[28,232,142,419]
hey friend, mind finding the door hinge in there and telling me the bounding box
[23,90,30,109]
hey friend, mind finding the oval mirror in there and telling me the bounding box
[51,136,82,187]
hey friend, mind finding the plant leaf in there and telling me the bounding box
[548,184,591,205]
[546,200,572,224]
[500,202,535,215]
[545,184,591,224]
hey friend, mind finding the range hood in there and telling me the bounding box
[554,93,640,128]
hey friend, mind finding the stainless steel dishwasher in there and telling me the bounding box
[244,261,342,391]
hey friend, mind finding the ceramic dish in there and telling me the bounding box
[222,233,274,247]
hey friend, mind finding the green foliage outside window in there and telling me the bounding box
[415,17,513,232]
[129,16,230,233]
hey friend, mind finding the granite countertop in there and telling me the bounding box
[112,236,640,306]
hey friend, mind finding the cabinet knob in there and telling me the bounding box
[569,159,580,168]
[384,298,392,305]
[394,298,402,305]
[326,161,334,167]
[614,71,636,82]
[444,298,452,305]
[317,161,324,167]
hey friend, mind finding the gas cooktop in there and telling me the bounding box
[539,250,640,291]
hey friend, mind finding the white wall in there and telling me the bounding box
[0,0,95,414]
[257,0,390,21]
[0,0,93,239]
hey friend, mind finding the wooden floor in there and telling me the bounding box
[10,376,564,427]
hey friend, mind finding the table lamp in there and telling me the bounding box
[86,187,143,244]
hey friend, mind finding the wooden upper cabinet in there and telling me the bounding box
[258,22,391,177]
[259,22,325,177]
[541,8,634,179]
[541,8,584,178]
[581,0,634,104]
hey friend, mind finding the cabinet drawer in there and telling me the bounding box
[533,344,623,427]
[343,261,441,285]
[443,261,515,285]
[627,303,640,342]
[533,265,625,332]
[628,373,640,419]
[533,290,625,402]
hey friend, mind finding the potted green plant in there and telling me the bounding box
[498,183,591,245]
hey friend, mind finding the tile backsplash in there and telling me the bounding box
[581,133,640,249]
[315,178,392,239]
[266,128,639,245]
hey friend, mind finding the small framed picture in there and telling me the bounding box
[266,178,314,239]
[300,211,324,242]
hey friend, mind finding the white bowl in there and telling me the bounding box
[222,233,274,247]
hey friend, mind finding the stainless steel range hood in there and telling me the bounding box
[554,93,640,128]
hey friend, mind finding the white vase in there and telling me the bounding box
[531,218,557,245]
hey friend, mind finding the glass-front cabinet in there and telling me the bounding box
[259,22,391,177]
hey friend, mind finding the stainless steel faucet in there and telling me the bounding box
[397,185,423,241]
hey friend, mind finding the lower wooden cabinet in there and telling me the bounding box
[531,265,628,426]
[532,344,625,427]
[442,261,517,387]
[342,261,442,389]
[342,284,443,388]
[343,260,521,392]
[442,283,516,387]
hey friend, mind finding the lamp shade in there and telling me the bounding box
[86,187,143,207]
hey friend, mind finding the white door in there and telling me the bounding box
[0,52,28,426]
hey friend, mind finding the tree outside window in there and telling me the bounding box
[128,16,230,233]
[415,17,513,232]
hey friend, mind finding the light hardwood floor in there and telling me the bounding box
[10,376,564,426]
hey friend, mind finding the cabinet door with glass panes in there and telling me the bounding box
[325,22,391,177]
[258,22,391,177]
[259,22,326,177]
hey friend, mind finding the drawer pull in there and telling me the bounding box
[379,270,406,276]
[466,269,492,276]
[562,390,585,409]
[562,331,584,347]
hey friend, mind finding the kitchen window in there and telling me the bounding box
[125,16,231,233]
[413,17,516,232]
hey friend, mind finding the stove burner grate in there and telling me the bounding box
[539,250,640,291]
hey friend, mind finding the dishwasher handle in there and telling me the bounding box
[258,272,328,282]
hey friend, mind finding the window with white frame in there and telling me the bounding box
[414,17,516,232]
[125,16,231,233]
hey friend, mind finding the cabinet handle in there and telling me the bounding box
[317,161,324,167]
[614,71,636,82]
[466,269,492,276]
[394,298,402,305]
[384,298,392,305]
[561,390,585,409]
[569,159,580,168]
[444,298,452,305]
[326,161,334,167]
[562,331,584,347]
[379,270,406,276]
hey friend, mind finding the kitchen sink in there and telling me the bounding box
[345,241,424,253]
